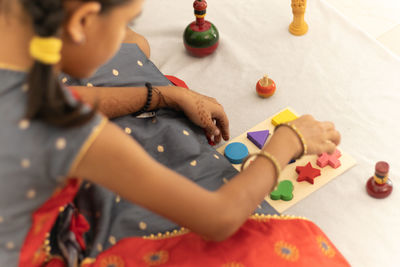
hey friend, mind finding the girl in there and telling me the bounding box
[0,0,347,266]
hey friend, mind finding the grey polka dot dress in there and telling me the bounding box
[63,44,278,259]
[0,68,105,266]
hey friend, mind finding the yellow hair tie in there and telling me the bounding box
[29,36,62,65]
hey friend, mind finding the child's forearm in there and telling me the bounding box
[71,122,297,242]
[69,85,183,118]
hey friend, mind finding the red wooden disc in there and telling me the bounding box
[366,177,393,198]
[184,41,219,57]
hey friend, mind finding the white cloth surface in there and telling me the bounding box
[132,0,400,266]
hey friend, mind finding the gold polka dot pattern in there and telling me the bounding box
[21,159,31,169]
[19,119,30,130]
[22,84,29,92]
[125,127,132,134]
[109,236,117,245]
[26,189,36,199]
[55,138,67,150]
[139,221,147,230]
[6,242,15,250]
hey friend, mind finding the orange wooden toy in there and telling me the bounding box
[256,75,276,98]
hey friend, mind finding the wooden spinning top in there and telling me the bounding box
[183,0,219,57]
[256,75,276,98]
[289,0,308,36]
[366,161,393,199]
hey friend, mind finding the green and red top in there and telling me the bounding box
[183,0,219,57]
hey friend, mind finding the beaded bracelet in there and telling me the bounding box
[132,82,153,117]
[241,151,281,185]
[275,122,307,160]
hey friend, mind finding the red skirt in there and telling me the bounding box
[19,179,349,267]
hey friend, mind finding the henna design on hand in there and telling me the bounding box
[196,98,215,134]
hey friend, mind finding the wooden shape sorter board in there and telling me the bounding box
[217,107,356,213]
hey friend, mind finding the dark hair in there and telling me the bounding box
[20,0,130,127]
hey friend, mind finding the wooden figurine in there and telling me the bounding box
[289,0,308,36]
[183,0,219,57]
[256,75,276,98]
[366,161,393,199]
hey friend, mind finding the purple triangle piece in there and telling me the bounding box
[247,130,270,149]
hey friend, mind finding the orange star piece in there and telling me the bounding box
[296,162,321,184]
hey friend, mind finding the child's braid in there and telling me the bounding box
[20,0,96,128]
[21,0,64,37]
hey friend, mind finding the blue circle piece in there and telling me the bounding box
[224,142,249,164]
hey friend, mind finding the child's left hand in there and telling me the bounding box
[160,87,230,144]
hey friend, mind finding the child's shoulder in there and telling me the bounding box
[0,68,105,179]
[63,42,171,88]
[123,29,150,59]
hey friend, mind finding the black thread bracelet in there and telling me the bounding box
[132,82,153,117]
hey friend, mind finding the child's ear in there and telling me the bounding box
[64,2,102,44]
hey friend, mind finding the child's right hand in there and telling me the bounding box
[288,115,341,157]
[157,86,230,144]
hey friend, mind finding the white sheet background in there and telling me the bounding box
[132,0,400,266]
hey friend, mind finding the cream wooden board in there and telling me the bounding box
[217,107,357,213]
